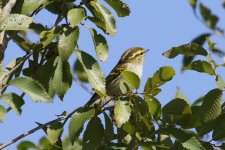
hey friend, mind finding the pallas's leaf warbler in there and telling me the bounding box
[85,47,149,107]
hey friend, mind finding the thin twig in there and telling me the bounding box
[0,117,65,149]
[74,77,93,95]
[0,51,33,82]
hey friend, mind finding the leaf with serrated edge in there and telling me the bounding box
[89,28,109,62]
[47,121,63,145]
[103,112,114,142]
[144,66,175,95]
[74,50,106,96]
[40,27,62,47]
[114,99,131,127]
[0,14,33,30]
[163,43,208,59]
[183,60,215,75]
[86,0,116,36]
[52,58,73,100]
[104,0,130,17]
[200,88,222,123]
[69,109,95,144]
[0,93,24,115]
[58,27,79,61]
[67,8,86,27]
[83,117,104,150]
[9,77,52,103]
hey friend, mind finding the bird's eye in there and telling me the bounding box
[140,52,144,55]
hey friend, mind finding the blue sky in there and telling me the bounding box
[1,0,225,149]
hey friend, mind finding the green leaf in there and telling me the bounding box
[188,0,197,9]
[200,4,218,29]
[212,113,225,140]
[74,50,106,96]
[157,128,205,150]
[73,59,88,82]
[62,136,82,150]
[206,37,216,50]
[12,0,49,15]
[104,0,130,17]
[0,93,24,115]
[163,43,208,59]
[121,71,140,90]
[67,8,86,27]
[52,58,73,100]
[47,121,64,145]
[89,28,109,62]
[83,117,104,150]
[146,97,161,120]
[184,106,201,129]
[104,112,114,142]
[0,105,6,122]
[163,98,192,126]
[182,60,215,75]
[9,77,52,103]
[86,0,116,36]
[200,88,223,123]
[114,99,131,127]
[0,14,33,30]
[17,141,36,150]
[216,75,225,89]
[163,98,191,115]
[58,27,79,61]
[40,27,62,47]
[144,66,175,95]
[69,109,95,144]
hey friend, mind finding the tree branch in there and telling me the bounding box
[0,0,17,76]
[0,117,65,149]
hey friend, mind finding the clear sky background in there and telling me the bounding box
[1,0,225,149]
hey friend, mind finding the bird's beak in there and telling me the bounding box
[144,49,149,53]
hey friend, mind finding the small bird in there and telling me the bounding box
[85,47,149,107]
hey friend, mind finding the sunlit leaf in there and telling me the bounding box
[40,27,62,47]
[58,27,79,61]
[206,37,216,50]
[9,77,52,103]
[216,75,225,89]
[69,109,95,144]
[182,60,215,75]
[163,43,208,59]
[67,8,86,27]
[0,14,33,30]
[200,88,223,123]
[114,99,131,127]
[86,0,116,36]
[104,0,130,17]
[74,50,106,97]
[0,93,24,115]
[121,71,140,90]
[83,117,104,150]
[188,0,197,9]
[52,57,73,100]
[12,0,49,15]
[89,28,109,61]
[47,121,63,145]
[144,66,175,95]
